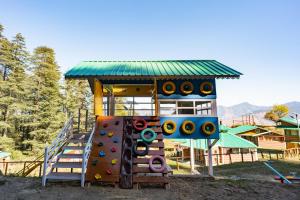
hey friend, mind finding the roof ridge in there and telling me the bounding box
[81,60,217,62]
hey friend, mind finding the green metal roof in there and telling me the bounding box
[172,132,257,150]
[228,125,257,135]
[65,60,242,79]
[278,116,298,126]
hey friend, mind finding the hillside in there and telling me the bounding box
[218,101,300,125]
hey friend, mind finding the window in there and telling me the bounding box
[159,99,215,116]
[114,96,154,116]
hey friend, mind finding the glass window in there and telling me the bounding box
[159,99,214,116]
[178,109,194,115]
[178,101,193,108]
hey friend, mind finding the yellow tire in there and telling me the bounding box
[200,81,214,95]
[180,81,194,95]
[181,120,196,135]
[202,122,216,135]
[162,81,176,95]
[163,120,177,135]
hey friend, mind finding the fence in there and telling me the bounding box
[0,161,43,177]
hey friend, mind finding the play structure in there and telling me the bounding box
[42,60,242,188]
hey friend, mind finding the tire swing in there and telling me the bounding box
[133,118,147,131]
[201,122,216,136]
[149,155,166,173]
[200,81,214,95]
[163,120,177,135]
[141,128,157,143]
[162,81,176,95]
[180,81,194,95]
[133,141,149,156]
[181,120,196,135]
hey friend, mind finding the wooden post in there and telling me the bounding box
[22,162,26,176]
[276,153,279,160]
[229,153,232,164]
[154,79,159,116]
[251,151,254,162]
[261,152,264,159]
[5,162,8,175]
[241,150,244,162]
[207,139,213,176]
[269,151,271,160]
[94,79,103,116]
[85,109,88,131]
[216,154,219,166]
[39,163,42,177]
[78,108,81,134]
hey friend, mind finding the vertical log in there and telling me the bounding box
[269,151,271,160]
[39,163,42,177]
[251,151,254,162]
[241,151,244,162]
[229,153,232,164]
[22,162,26,176]
[5,162,8,175]
[78,108,81,134]
[85,109,88,131]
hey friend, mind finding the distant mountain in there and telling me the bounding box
[218,101,300,125]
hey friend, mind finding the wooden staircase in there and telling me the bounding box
[42,117,95,187]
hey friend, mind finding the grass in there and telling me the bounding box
[166,158,192,174]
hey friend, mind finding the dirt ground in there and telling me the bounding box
[0,175,299,200]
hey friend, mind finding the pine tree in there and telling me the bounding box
[25,46,65,153]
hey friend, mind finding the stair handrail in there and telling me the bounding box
[81,124,96,187]
[42,117,73,186]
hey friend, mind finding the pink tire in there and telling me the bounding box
[149,155,166,173]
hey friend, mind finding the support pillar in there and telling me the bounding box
[190,139,195,173]
[94,79,103,117]
[207,139,213,176]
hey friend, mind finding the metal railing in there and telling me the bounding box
[81,125,95,187]
[42,117,73,186]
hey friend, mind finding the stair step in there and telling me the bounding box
[63,146,85,150]
[69,138,87,144]
[47,172,81,180]
[53,162,82,168]
[59,154,83,159]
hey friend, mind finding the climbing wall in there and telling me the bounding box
[119,117,134,188]
[131,116,169,189]
[86,116,169,188]
[86,116,123,185]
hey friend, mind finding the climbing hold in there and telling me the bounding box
[149,155,166,173]
[94,173,102,180]
[133,141,149,156]
[97,142,104,147]
[108,132,114,137]
[100,130,106,136]
[106,169,112,175]
[115,121,120,125]
[92,159,98,166]
[103,123,108,128]
[133,118,147,131]
[99,151,105,157]
[112,137,119,143]
[111,159,117,165]
[141,128,157,143]
[111,147,117,152]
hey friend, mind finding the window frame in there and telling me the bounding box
[158,99,217,117]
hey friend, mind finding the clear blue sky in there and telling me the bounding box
[1,0,299,106]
